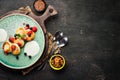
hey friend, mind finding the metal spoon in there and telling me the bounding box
[53,31,63,42]
[56,36,68,48]
[53,31,68,48]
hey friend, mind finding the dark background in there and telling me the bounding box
[0,0,120,80]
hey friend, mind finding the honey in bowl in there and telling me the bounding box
[49,54,65,70]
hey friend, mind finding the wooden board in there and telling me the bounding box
[0,5,57,74]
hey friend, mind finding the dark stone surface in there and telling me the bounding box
[0,0,120,80]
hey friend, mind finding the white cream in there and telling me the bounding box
[0,29,7,42]
[24,41,40,56]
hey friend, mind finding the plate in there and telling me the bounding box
[0,14,45,69]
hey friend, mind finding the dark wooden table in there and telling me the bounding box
[0,0,120,80]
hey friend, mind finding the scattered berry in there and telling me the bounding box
[31,26,37,32]
[30,27,32,30]
[16,56,19,60]
[26,24,30,27]
[29,56,32,59]
[24,53,27,56]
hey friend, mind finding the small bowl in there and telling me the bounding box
[49,54,65,70]
[33,0,46,13]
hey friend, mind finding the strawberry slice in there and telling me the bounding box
[9,37,15,43]
[27,30,33,36]
[11,45,16,51]
[17,42,22,47]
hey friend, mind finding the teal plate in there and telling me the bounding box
[0,14,45,69]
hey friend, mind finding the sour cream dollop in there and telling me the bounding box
[24,41,40,56]
[0,29,7,42]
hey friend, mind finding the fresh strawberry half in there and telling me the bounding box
[31,26,37,32]
[9,37,15,43]
[17,42,22,47]
[27,30,33,36]
[11,45,16,51]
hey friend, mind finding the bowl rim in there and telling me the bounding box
[49,54,65,70]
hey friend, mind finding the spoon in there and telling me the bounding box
[56,36,68,48]
[53,31,63,42]
[53,31,68,48]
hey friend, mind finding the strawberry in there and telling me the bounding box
[9,37,15,43]
[27,30,33,36]
[31,26,37,32]
[11,45,16,51]
[17,42,22,47]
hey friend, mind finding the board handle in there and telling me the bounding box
[18,5,58,34]
[40,5,58,23]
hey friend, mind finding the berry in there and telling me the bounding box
[24,53,27,56]
[16,56,19,60]
[26,24,30,27]
[24,24,30,30]
[27,30,33,36]
[11,45,16,51]
[29,56,32,59]
[17,42,22,47]
[31,26,37,32]
[9,37,15,43]
[30,27,32,30]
